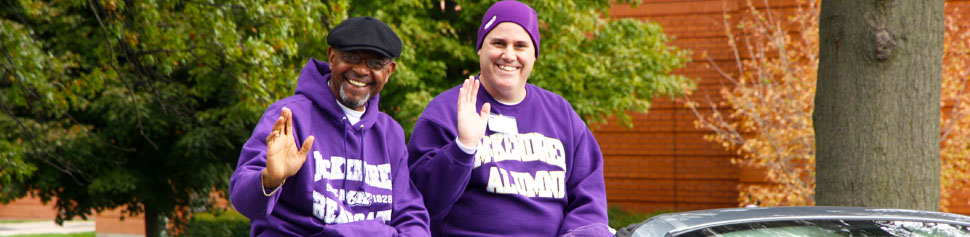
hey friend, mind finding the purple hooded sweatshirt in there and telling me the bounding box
[230,58,430,236]
[407,83,611,236]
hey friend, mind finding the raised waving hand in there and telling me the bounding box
[262,107,315,189]
[456,76,491,149]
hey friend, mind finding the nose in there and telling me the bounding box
[501,48,516,62]
[350,62,371,76]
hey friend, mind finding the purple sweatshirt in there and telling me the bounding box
[230,58,430,236]
[407,83,610,236]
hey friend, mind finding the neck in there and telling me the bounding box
[346,102,366,112]
[337,99,366,114]
[483,84,526,104]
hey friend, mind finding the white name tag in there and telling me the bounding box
[488,114,519,135]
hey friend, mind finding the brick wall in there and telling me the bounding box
[0,196,57,220]
[603,0,970,215]
[94,208,145,236]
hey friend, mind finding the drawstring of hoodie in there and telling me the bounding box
[339,118,366,162]
[342,117,350,164]
[341,117,351,196]
[359,124,365,169]
[357,124,365,194]
[340,117,367,194]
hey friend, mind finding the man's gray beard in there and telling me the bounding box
[339,86,369,109]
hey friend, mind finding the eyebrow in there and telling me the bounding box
[345,51,390,60]
[490,37,530,45]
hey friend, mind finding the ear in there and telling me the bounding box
[386,61,397,75]
[327,47,337,70]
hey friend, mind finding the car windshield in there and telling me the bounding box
[676,220,970,237]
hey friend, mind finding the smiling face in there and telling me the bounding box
[328,48,396,111]
[478,22,536,103]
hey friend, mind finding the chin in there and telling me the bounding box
[339,88,370,109]
[498,75,524,85]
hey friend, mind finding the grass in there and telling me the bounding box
[608,206,677,230]
[10,232,94,237]
[0,219,45,224]
[0,219,94,237]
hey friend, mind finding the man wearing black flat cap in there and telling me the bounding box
[230,16,431,236]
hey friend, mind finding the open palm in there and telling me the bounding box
[264,107,315,188]
[457,77,491,148]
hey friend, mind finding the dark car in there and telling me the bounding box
[618,206,970,237]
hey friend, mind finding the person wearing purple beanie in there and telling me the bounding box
[407,1,612,236]
[230,17,430,236]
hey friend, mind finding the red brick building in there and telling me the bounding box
[601,0,970,214]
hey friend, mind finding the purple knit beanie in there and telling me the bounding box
[475,0,540,58]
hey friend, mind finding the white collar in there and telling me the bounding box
[336,99,364,125]
[330,79,365,125]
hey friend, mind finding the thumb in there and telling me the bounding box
[480,102,491,120]
[299,136,315,158]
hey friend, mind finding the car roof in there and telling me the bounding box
[628,206,970,237]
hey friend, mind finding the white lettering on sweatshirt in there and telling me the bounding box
[475,133,568,199]
[474,133,566,170]
[314,151,392,190]
[311,151,394,224]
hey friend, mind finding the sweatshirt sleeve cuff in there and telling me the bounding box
[262,178,286,197]
[258,174,283,216]
[445,141,476,167]
[454,137,479,154]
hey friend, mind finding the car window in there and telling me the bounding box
[876,220,970,236]
[675,220,970,237]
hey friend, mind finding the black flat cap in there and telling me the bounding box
[327,16,402,58]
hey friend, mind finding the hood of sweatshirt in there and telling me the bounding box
[294,58,381,131]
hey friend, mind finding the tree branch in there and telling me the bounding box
[87,0,159,150]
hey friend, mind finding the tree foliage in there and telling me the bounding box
[354,0,693,132]
[1,0,341,233]
[941,7,970,212]
[1,0,691,234]
[692,0,970,210]
[687,0,818,207]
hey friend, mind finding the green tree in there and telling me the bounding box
[354,0,693,132]
[1,0,342,235]
[1,0,690,235]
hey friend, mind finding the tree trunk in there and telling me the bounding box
[814,0,943,210]
[145,209,163,237]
